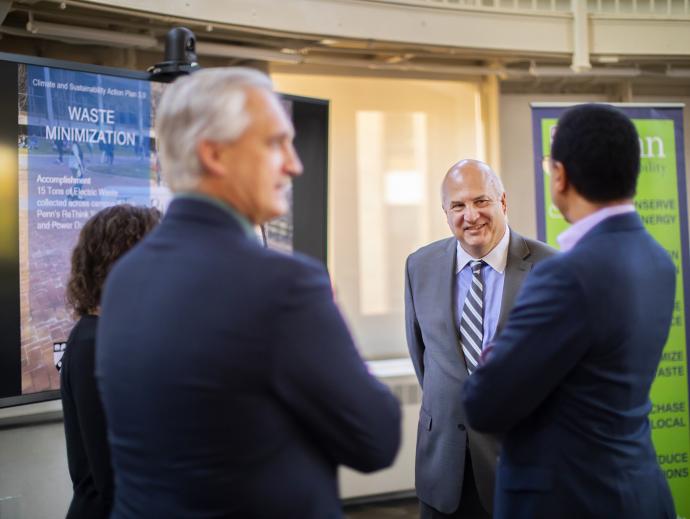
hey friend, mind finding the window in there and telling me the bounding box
[272,73,483,358]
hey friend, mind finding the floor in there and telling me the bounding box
[344,497,419,518]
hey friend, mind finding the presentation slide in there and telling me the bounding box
[16,64,296,396]
[18,64,167,395]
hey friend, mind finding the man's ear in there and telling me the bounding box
[551,161,569,194]
[196,140,226,178]
[500,191,507,213]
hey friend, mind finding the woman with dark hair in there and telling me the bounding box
[61,204,160,519]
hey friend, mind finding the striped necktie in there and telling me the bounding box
[460,260,484,374]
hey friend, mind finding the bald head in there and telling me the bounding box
[441,160,504,210]
[441,159,508,258]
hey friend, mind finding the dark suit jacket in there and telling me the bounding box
[463,213,676,519]
[61,315,113,519]
[405,229,555,513]
[96,198,401,519]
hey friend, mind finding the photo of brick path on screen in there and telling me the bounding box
[18,145,161,394]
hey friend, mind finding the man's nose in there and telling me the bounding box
[464,205,479,221]
[285,144,303,178]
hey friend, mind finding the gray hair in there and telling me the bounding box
[155,67,274,192]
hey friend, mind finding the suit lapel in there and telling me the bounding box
[498,229,532,334]
[438,239,470,374]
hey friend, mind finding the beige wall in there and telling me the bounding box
[273,73,481,359]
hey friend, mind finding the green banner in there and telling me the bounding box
[534,105,690,517]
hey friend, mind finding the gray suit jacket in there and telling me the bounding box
[404,228,556,514]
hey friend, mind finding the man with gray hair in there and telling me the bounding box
[97,68,401,519]
[405,160,554,518]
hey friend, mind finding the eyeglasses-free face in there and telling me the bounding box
[443,169,507,259]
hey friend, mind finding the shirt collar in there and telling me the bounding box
[456,224,510,274]
[557,204,636,252]
[175,192,259,241]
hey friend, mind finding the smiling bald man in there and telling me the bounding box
[404,160,555,519]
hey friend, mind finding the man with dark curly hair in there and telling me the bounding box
[61,204,160,519]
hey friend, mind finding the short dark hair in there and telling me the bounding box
[551,103,640,202]
[66,204,161,317]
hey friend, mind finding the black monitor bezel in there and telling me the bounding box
[0,51,328,409]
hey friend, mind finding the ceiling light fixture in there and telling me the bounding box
[195,41,303,64]
[527,65,640,78]
[301,55,500,76]
[26,20,157,48]
[597,55,620,64]
[666,67,690,78]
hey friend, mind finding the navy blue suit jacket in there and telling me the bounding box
[463,213,676,519]
[96,198,401,519]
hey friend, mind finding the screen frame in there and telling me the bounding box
[0,51,328,409]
